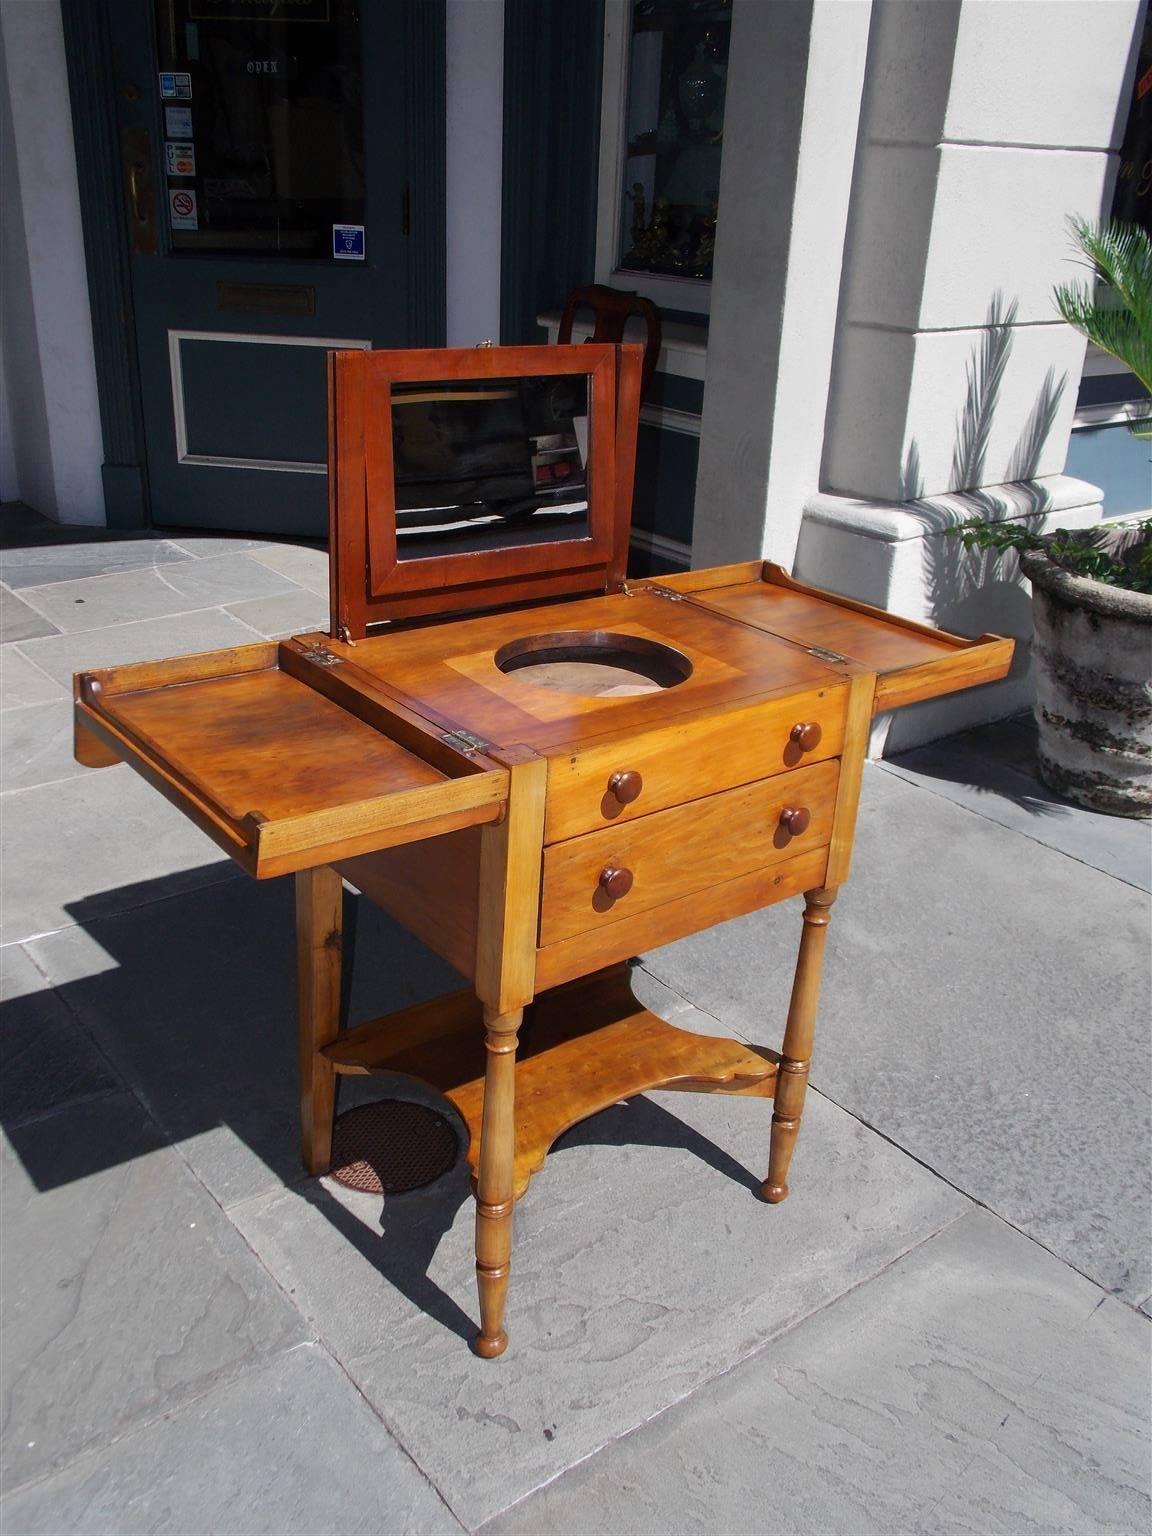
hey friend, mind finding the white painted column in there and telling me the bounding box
[821,0,1138,503]
[445,0,504,347]
[796,0,1144,752]
[0,0,104,525]
[691,0,874,570]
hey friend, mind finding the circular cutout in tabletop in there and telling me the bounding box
[495,630,693,698]
[328,1100,459,1194]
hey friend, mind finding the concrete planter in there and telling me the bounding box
[1020,533,1152,818]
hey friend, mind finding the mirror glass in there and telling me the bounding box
[389,374,591,561]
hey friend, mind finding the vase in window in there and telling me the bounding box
[678,40,722,136]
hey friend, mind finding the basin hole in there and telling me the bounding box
[494,630,693,697]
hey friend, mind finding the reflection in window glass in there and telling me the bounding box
[1112,14,1151,235]
[389,376,591,561]
[618,0,731,281]
[154,0,363,255]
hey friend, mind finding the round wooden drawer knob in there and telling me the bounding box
[607,770,644,805]
[779,806,811,836]
[790,720,822,752]
[598,865,634,899]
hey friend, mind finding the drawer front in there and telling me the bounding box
[544,685,846,843]
[535,846,829,993]
[540,758,839,947]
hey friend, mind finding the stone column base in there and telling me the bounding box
[793,475,1104,757]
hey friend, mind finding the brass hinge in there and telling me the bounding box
[621,581,683,602]
[807,644,849,664]
[440,728,494,756]
[299,642,342,667]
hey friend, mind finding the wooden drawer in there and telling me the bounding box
[534,845,829,993]
[543,684,846,843]
[539,758,839,947]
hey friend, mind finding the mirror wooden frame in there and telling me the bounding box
[328,343,643,638]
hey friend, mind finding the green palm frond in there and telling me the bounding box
[1053,218,1152,427]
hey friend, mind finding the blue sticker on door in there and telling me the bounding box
[332,224,365,261]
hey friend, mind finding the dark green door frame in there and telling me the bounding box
[500,0,604,345]
[60,0,446,531]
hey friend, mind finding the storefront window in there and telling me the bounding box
[1112,13,1151,234]
[617,0,731,283]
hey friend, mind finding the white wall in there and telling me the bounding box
[691,0,874,570]
[797,0,1145,754]
[0,0,104,524]
[822,0,1139,503]
[445,0,504,347]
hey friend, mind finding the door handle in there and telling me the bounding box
[128,162,148,224]
[121,128,157,254]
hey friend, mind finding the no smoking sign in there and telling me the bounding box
[169,188,198,230]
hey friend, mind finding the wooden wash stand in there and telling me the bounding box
[74,344,1013,1358]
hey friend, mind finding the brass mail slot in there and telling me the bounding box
[216,281,316,316]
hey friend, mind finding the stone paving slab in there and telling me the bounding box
[165,533,270,558]
[12,556,294,634]
[146,551,300,608]
[882,716,1151,893]
[1,1093,310,1491]
[12,568,214,634]
[0,768,238,945]
[0,700,88,793]
[12,606,267,686]
[230,1086,966,1530]
[644,768,1152,1304]
[0,1344,461,1536]
[0,539,193,589]
[226,587,331,638]
[0,648,65,709]
[249,541,330,594]
[485,1209,1150,1536]
[27,882,462,1208]
[0,587,59,644]
[0,944,120,1127]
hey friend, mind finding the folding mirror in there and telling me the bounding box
[327,343,642,637]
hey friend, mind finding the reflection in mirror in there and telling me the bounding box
[390,375,591,561]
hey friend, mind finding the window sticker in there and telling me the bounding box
[169,188,198,229]
[332,224,365,260]
[165,105,193,138]
[159,72,192,100]
[165,142,196,177]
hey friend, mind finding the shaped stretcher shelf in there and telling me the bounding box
[73,639,508,879]
[323,965,780,1199]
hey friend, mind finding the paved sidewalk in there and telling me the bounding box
[2,507,1149,1534]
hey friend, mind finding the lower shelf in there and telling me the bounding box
[324,965,780,1198]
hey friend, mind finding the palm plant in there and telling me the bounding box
[944,216,1152,592]
[1053,216,1152,437]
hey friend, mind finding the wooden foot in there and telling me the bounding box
[763,886,836,1203]
[473,1004,522,1359]
[296,866,344,1176]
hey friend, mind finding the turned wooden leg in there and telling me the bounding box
[296,866,344,1176]
[473,1004,523,1359]
[763,886,837,1204]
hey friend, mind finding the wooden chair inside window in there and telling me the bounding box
[557,285,662,401]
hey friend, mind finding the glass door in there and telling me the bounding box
[110,0,423,536]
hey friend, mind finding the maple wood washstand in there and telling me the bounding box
[73,344,1012,1358]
